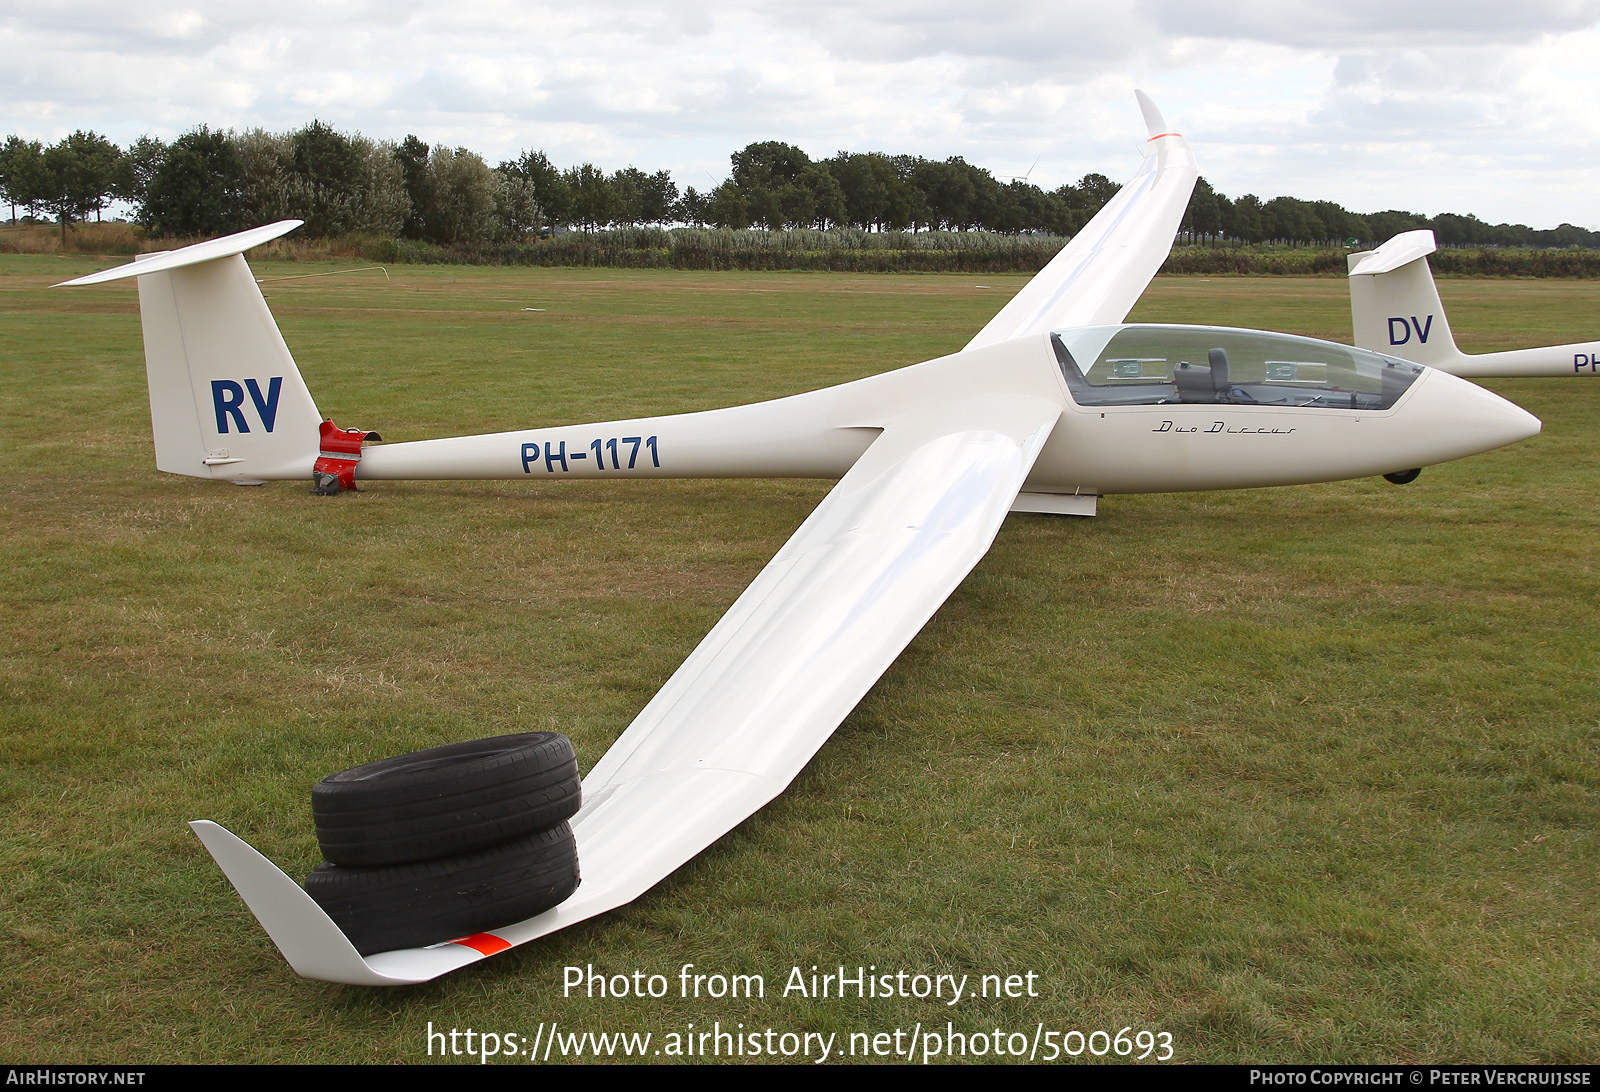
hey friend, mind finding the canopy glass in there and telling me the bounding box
[1052,325,1424,410]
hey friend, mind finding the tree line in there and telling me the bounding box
[3,122,1597,251]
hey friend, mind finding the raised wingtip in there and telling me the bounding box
[1135,90,1172,140]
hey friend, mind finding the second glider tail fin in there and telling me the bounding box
[56,221,323,483]
[1349,230,1600,378]
[1347,230,1461,367]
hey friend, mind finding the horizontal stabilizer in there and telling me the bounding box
[1347,230,1437,277]
[54,220,304,287]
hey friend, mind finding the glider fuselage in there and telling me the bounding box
[353,326,1538,497]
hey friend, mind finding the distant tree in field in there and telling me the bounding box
[565,163,615,231]
[1182,176,1223,243]
[829,152,919,231]
[503,150,573,228]
[115,136,166,223]
[234,128,297,226]
[797,163,846,229]
[493,168,542,240]
[636,169,679,225]
[287,121,368,236]
[909,157,978,231]
[1076,173,1118,210]
[720,141,813,229]
[596,165,681,227]
[226,126,404,237]
[677,185,708,226]
[731,141,809,188]
[608,166,650,225]
[422,146,499,245]
[1365,209,1427,243]
[1224,193,1265,243]
[704,181,751,229]
[394,135,431,239]
[144,126,245,236]
[992,178,1051,234]
[1431,211,1493,247]
[355,138,410,236]
[0,136,45,223]
[291,121,362,225]
[31,131,123,242]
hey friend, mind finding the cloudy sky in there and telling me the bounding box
[6,0,1600,228]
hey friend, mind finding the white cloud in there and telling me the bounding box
[3,1,1599,227]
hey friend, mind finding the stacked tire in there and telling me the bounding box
[302,733,582,956]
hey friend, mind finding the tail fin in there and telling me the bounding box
[1347,230,1462,367]
[56,221,322,482]
[1349,230,1600,378]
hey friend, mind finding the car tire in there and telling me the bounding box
[304,822,580,956]
[311,733,580,867]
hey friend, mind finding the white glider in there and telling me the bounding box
[1349,229,1600,378]
[61,95,1541,985]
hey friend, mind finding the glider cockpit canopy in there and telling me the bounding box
[1053,325,1425,411]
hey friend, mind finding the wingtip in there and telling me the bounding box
[1135,89,1172,140]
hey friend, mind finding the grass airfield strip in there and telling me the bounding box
[0,255,1596,1063]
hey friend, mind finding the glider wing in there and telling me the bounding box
[966,90,1198,350]
[196,395,1061,984]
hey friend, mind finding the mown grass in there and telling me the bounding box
[0,259,1596,1064]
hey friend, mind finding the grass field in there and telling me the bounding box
[1,256,1596,1064]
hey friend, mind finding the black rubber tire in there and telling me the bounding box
[311,733,581,867]
[304,822,580,956]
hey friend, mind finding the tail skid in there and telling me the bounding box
[1348,230,1600,378]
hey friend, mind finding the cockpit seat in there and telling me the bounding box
[1207,347,1230,390]
[1207,347,1258,403]
[1173,360,1213,403]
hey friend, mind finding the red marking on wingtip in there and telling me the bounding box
[453,933,511,956]
[1146,132,1182,141]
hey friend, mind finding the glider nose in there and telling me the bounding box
[1402,367,1541,463]
[1440,368,1541,450]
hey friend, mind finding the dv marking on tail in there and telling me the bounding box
[1387,315,1436,347]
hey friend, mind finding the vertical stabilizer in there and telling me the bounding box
[58,221,321,482]
[1348,230,1460,367]
[1348,230,1600,377]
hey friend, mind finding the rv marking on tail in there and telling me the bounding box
[211,377,285,434]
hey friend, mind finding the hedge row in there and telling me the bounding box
[10,222,1600,276]
[357,231,1600,277]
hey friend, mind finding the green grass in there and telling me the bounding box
[1,257,1596,1063]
